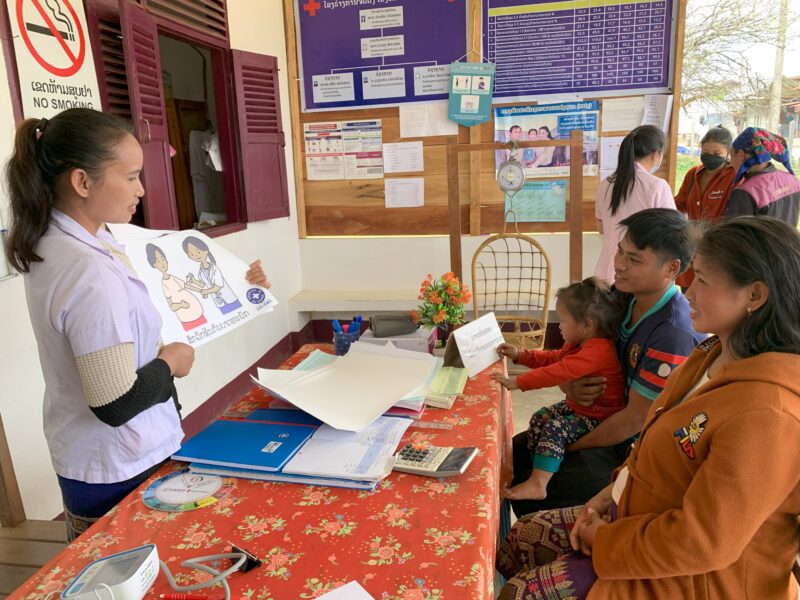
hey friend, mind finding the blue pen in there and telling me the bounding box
[332,319,343,333]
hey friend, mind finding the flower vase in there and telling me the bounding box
[437,322,461,344]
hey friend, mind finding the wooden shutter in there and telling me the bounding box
[143,0,227,40]
[86,0,132,119]
[231,50,290,222]
[119,0,178,230]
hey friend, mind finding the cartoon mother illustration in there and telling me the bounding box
[146,243,207,331]
[181,235,243,315]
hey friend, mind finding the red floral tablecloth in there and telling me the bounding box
[14,345,513,600]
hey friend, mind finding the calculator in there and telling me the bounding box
[393,444,478,478]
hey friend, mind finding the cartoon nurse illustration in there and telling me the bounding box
[181,236,243,315]
[146,243,207,331]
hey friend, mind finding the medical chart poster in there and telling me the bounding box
[304,121,345,180]
[494,102,599,177]
[303,120,384,180]
[505,180,567,222]
[120,230,277,348]
[296,0,468,111]
[448,61,495,127]
[484,0,676,103]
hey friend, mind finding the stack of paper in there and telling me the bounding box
[267,349,427,419]
[189,416,410,490]
[425,366,468,409]
[252,342,438,432]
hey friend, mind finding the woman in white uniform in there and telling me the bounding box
[5,108,269,539]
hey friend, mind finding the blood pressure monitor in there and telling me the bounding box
[61,544,159,600]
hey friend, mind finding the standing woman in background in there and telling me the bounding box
[594,125,675,284]
[4,108,268,540]
[674,125,736,288]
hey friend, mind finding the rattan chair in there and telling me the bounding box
[471,230,552,350]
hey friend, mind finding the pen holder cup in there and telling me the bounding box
[333,330,361,355]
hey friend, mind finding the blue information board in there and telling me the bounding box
[484,0,675,102]
[296,0,468,112]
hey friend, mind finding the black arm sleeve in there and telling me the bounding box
[90,358,176,427]
[725,188,756,217]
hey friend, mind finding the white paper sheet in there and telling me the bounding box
[382,141,424,173]
[282,417,408,480]
[254,349,437,431]
[317,582,375,600]
[385,178,425,208]
[312,416,410,447]
[601,97,644,132]
[399,101,458,138]
[600,136,625,177]
[105,223,176,241]
[452,312,505,377]
[642,95,673,133]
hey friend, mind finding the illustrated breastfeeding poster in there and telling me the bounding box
[296,0,467,111]
[494,101,599,177]
[108,225,277,348]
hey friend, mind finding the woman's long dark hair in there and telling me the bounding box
[609,125,665,216]
[5,108,133,272]
[697,216,800,357]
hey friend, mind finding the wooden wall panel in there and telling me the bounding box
[282,0,684,239]
[306,205,471,236]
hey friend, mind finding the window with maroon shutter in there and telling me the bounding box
[231,51,290,222]
[81,0,290,231]
[120,0,178,230]
[86,0,132,120]
[143,0,227,41]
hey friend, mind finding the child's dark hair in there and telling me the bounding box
[556,277,623,340]
[608,125,665,216]
[5,108,133,273]
[696,216,800,358]
[619,208,694,275]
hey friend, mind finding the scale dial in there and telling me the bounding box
[497,158,525,192]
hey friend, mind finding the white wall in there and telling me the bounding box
[0,2,302,520]
[300,233,602,299]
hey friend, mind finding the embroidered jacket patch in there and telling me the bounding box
[673,412,708,459]
[629,343,641,368]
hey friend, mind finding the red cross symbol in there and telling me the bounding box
[303,0,321,16]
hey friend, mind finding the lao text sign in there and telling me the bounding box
[8,0,100,118]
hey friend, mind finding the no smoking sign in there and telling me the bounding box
[16,0,86,77]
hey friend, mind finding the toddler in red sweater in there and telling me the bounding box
[491,278,625,500]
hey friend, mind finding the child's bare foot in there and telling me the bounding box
[502,479,547,500]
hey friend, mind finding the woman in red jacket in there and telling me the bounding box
[496,216,800,600]
[674,126,736,287]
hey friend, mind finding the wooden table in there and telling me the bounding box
[12,344,513,599]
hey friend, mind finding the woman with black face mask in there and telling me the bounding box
[674,125,736,287]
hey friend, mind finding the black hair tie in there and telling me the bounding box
[34,118,49,141]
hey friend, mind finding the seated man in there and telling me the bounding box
[508,208,705,518]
